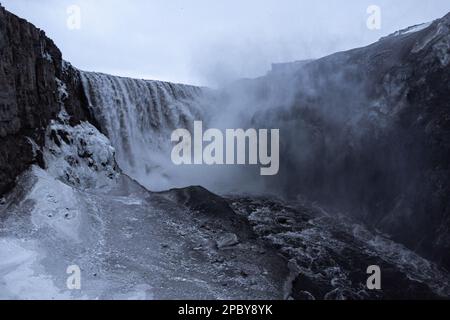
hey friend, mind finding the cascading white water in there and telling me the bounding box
[81,72,211,191]
[79,71,284,195]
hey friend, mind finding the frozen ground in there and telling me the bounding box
[0,119,287,299]
[1,164,450,299]
[1,109,449,300]
[0,166,289,300]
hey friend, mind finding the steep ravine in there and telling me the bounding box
[1,5,450,300]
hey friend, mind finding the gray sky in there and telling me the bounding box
[2,0,450,86]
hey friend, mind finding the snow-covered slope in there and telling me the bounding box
[0,119,288,299]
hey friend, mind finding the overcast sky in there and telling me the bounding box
[2,0,450,86]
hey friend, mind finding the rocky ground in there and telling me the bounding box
[1,5,450,300]
[0,119,288,299]
[229,196,450,299]
[2,116,449,300]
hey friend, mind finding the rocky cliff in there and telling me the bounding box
[1,5,450,299]
[0,6,93,195]
[292,14,450,267]
[225,14,450,267]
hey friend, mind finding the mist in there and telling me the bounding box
[2,0,449,218]
[2,0,450,300]
[2,0,450,86]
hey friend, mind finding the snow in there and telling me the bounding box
[433,33,450,66]
[412,20,450,54]
[25,137,39,158]
[1,161,449,299]
[392,22,433,37]
[55,78,69,102]
[0,166,287,300]
[44,120,118,190]
[111,284,154,300]
[0,238,71,300]
[42,51,53,62]
[62,60,72,72]
[28,167,83,242]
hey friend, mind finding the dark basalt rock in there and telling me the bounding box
[230,196,448,300]
[0,6,93,196]
[159,186,255,240]
[228,13,450,269]
[0,6,60,195]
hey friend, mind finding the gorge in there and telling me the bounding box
[1,5,450,300]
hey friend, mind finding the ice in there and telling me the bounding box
[0,167,287,300]
[42,51,53,62]
[391,22,433,37]
[44,120,118,190]
[80,71,210,192]
[412,20,450,54]
[27,167,83,242]
[112,284,154,300]
[55,78,69,102]
[0,238,71,300]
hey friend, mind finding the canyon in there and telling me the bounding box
[1,5,450,299]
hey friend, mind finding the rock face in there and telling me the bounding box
[0,6,93,195]
[0,6,60,194]
[221,14,450,268]
[230,196,450,300]
[2,3,450,299]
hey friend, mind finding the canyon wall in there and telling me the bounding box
[1,4,450,270]
[0,6,93,195]
[224,15,450,267]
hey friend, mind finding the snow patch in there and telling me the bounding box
[55,78,69,102]
[27,167,83,242]
[42,51,53,63]
[112,284,154,300]
[391,22,432,37]
[433,34,450,66]
[0,238,71,300]
[412,21,450,54]
[44,120,119,190]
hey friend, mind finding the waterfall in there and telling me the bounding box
[80,72,209,191]
[80,71,280,195]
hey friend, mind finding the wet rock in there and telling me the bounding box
[0,6,93,196]
[211,256,225,264]
[231,196,449,300]
[217,233,239,249]
[296,291,316,300]
[225,13,450,269]
[159,186,255,239]
[275,216,295,226]
[240,270,249,278]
